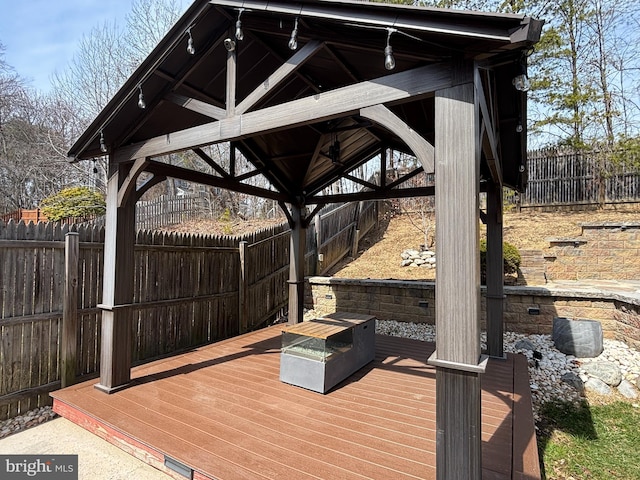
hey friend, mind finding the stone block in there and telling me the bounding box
[553,317,603,358]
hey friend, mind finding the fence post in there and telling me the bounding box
[61,232,79,388]
[314,213,322,274]
[239,241,248,334]
[351,201,363,256]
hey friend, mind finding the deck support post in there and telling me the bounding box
[428,69,485,480]
[486,180,504,358]
[288,204,306,325]
[95,161,137,393]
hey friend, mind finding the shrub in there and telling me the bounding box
[480,238,521,280]
[40,187,106,222]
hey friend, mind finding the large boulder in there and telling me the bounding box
[552,317,603,358]
[582,362,622,387]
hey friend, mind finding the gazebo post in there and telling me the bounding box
[288,204,306,325]
[428,66,486,480]
[486,180,504,358]
[95,161,136,393]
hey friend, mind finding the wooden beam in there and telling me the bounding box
[117,158,149,208]
[486,180,504,358]
[193,147,231,178]
[236,40,324,114]
[476,69,501,184]
[114,63,452,162]
[287,205,306,325]
[306,186,434,204]
[166,93,226,120]
[360,104,435,173]
[143,160,289,202]
[226,47,237,116]
[429,78,483,480]
[96,162,136,393]
[61,232,79,388]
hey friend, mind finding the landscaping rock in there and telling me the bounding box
[400,248,436,268]
[515,339,536,351]
[584,377,612,395]
[581,362,622,387]
[552,317,604,358]
[561,372,584,393]
[618,380,639,399]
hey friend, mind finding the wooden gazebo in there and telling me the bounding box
[68,1,542,478]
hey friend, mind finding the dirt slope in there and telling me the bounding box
[327,205,640,281]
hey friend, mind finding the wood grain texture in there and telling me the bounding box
[114,64,452,162]
[61,233,79,388]
[237,40,324,114]
[433,78,483,480]
[360,105,435,173]
[52,328,538,480]
[287,205,306,325]
[486,181,504,358]
[434,81,480,366]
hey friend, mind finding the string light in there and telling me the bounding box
[137,84,146,109]
[99,131,107,153]
[512,74,530,92]
[513,52,531,91]
[384,28,396,70]
[186,28,196,55]
[235,9,244,41]
[288,17,299,50]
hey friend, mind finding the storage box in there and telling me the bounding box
[279,312,376,393]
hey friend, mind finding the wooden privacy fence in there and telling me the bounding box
[523,149,640,208]
[0,199,378,420]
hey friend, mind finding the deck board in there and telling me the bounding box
[51,325,539,480]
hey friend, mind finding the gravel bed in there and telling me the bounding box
[0,406,57,440]
[376,319,640,424]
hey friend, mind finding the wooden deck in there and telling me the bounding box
[51,326,540,480]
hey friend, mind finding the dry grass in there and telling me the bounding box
[163,217,286,237]
[162,204,639,281]
[327,203,640,280]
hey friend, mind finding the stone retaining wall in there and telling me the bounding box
[305,277,640,350]
[544,223,640,281]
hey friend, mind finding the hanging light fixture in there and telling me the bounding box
[512,52,531,91]
[513,74,530,92]
[235,9,244,41]
[137,84,146,109]
[288,17,299,50]
[384,28,396,71]
[99,131,107,153]
[186,28,196,55]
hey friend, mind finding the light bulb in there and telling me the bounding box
[516,123,523,133]
[235,20,243,41]
[512,74,530,92]
[384,45,395,70]
[288,18,298,50]
[137,86,146,109]
[99,132,107,153]
[186,29,195,55]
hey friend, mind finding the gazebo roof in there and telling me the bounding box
[69,0,542,201]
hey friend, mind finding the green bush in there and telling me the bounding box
[480,238,521,279]
[40,187,106,221]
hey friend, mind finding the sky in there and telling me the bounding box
[0,0,137,93]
